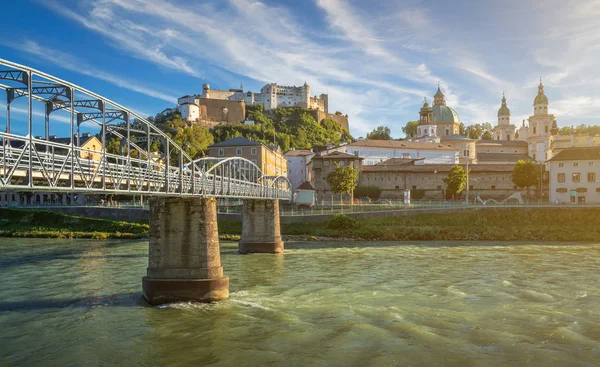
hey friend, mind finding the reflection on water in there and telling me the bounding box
[1,238,600,366]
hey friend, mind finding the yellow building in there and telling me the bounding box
[47,133,103,161]
[208,136,287,177]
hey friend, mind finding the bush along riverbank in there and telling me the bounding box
[219,208,600,242]
[0,208,241,241]
[2,207,600,242]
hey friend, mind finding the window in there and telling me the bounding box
[556,188,568,193]
[251,159,257,164]
[558,163,564,168]
[588,172,596,182]
[573,162,579,167]
[533,153,536,160]
[446,129,449,136]
[545,126,549,133]
[412,185,417,190]
[218,149,224,157]
[576,187,587,193]
[573,173,580,182]
[469,185,474,190]
[236,148,242,156]
[437,185,442,190]
[589,162,594,166]
[324,160,330,166]
[251,148,257,155]
[491,185,496,190]
[533,126,537,134]
[395,185,400,190]
[558,173,565,182]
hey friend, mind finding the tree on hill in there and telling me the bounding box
[367,126,392,140]
[558,124,600,136]
[443,165,468,199]
[326,163,359,203]
[402,121,419,138]
[214,106,353,150]
[512,159,539,200]
[170,124,214,160]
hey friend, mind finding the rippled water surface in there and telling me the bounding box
[1,238,600,366]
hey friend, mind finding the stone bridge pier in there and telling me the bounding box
[143,197,229,305]
[238,199,284,254]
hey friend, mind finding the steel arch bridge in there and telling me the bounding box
[0,59,291,200]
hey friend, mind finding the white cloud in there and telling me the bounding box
[5,40,178,104]
[36,0,600,136]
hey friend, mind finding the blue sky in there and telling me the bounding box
[1,0,599,139]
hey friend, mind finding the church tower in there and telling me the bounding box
[492,92,516,141]
[416,97,438,141]
[527,78,555,161]
[433,83,446,106]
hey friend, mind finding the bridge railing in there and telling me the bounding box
[0,59,292,200]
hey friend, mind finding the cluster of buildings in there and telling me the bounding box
[283,81,600,204]
[166,82,349,131]
[4,79,599,206]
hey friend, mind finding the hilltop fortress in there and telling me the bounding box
[174,82,349,131]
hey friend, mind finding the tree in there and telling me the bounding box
[459,122,467,136]
[402,121,419,138]
[464,122,493,140]
[443,165,468,199]
[512,159,539,200]
[354,185,382,199]
[170,125,214,160]
[326,163,359,202]
[367,126,392,140]
[481,131,494,140]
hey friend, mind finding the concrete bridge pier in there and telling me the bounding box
[143,197,229,305]
[238,199,284,254]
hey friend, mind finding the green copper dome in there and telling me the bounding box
[534,93,548,105]
[434,85,444,97]
[498,94,511,116]
[432,105,460,123]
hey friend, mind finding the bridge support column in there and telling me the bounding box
[238,199,284,254]
[143,197,229,305]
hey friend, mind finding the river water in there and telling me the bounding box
[1,238,600,366]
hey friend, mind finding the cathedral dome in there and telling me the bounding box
[498,93,510,116]
[432,105,460,123]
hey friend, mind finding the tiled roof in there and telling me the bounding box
[441,134,474,141]
[346,139,457,151]
[314,151,361,159]
[209,136,262,148]
[362,163,514,173]
[547,146,600,162]
[476,140,528,147]
[477,153,531,163]
[296,181,314,190]
[374,158,423,166]
[284,149,313,157]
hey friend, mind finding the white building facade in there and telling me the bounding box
[330,140,459,165]
[547,147,600,204]
[284,149,315,191]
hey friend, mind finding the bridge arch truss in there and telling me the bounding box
[0,59,291,200]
